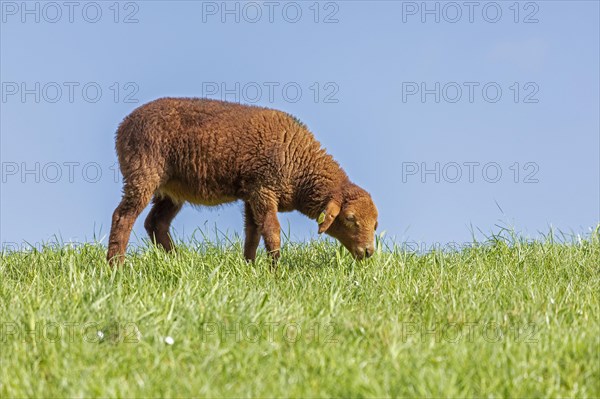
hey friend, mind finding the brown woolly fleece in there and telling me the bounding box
[107,97,378,264]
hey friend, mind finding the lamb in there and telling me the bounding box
[107,97,379,265]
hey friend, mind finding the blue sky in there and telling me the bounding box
[1,1,599,249]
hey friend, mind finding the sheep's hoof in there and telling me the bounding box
[107,254,125,267]
[268,251,280,271]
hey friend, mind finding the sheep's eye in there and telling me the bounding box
[374,221,378,231]
[345,214,356,223]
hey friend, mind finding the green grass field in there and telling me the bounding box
[1,229,599,398]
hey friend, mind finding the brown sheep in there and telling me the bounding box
[107,98,378,265]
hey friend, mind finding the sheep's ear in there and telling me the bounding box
[318,201,340,234]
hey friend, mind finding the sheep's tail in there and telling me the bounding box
[114,114,162,188]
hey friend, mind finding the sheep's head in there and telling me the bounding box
[318,183,378,260]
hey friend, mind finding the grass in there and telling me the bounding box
[1,228,599,398]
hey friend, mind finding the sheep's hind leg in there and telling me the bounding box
[244,202,261,261]
[107,182,156,265]
[144,195,182,252]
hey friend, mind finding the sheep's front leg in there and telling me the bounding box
[244,202,260,261]
[261,210,281,263]
[249,195,281,264]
